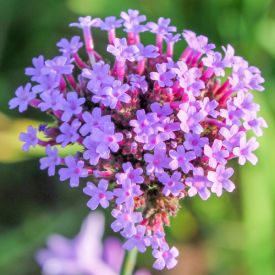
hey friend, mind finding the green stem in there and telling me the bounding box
[120,248,138,275]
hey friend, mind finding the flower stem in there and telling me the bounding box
[120,248,138,275]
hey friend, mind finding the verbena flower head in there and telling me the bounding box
[10,10,267,270]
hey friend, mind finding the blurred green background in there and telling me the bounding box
[0,0,275,274]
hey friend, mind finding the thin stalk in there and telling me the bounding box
[120,248,138,275]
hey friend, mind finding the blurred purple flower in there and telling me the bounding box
[152,245,179,270]
[19,125,38,151]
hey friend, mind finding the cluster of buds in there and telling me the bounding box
[9,10,266,270]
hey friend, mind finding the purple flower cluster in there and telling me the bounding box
[10,10,267,270]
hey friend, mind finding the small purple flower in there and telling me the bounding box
[39,90,65,111]
[19,126,38,151]
[56,119,81,147]
[83,179,113,210]
[185,168,212,200]
[58,156,88,187]
[100,16,123,31]
[220,101,243,126]
[128,74,148,93]
[61,92,85,122]
[207,165,235,197]
[142,133,167,151]
[9,83,36,112]
[150,103,173,119]
[144,144,170,175]
[83,135,100,165]
[32,74,60,94]
[200,97,219,118]
[204,139,229,168]
[233,136,259,165]
[40,146,61,176]
[82,61,114,92]
[69,16,101,29]
[123,225,147,253]
[113,179,142,209]
[147,18,176,35]
[111,207,143,238]
[169,145,196,173]
[117,162,144,184]
[184,133,209,157]
[152,246,179,270]
[157,171,184,196]
[173,62,205,97]
[136,43,159,59]
[57,36,83,57]
[177,105,205,134]
[25,55,45,81]
[150,63,175,87]
[121,9,147,33]
[107,38,139,62]
[130,109,159,136]
[102,80,131,109]
[80,108,112,137]
[243,115,267,136]
[90,128,123,158]
[164,33,181,44]
[121,9,146,26]
[183,30,215,55]
[42,56,73,76]
[202,52,226,76]
[219,125,244,151]
[233,91,259,115]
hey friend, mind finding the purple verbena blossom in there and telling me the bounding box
[150,63,175,87]
[144,144,170,175]
[152,245,179,270]
[169,145,196,173]
[147,18,176,35]
[157,171,184,196]
[58,156,88,187]
[233,136,259,165]
[19,125,38,151]
[61,92,85,122]
[184,133,209,157]
[204,139,229,168]
[57,36,83,57]
[111,207,143,238]
[56,119,81,147]
[40,145,61,176]
[207,165,235,197]
[9,83,36,112]
[25,55,45,81]
[123,225,148,253]
[83,179,113,210]
[39,90,65,111]
[185,167,212,200]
